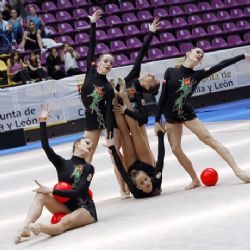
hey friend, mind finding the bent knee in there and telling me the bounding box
[171,146,182,155]
[35,193,50,203]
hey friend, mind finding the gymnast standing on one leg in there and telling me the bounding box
[105,79,165,198]
[154,48,250,189]
[15,107,97,244]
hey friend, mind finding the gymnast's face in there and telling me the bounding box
[77,138,93,155]
[186,48,204,66]
[97,54,114,75]
[135,171,153,193]
[140,73,160,92]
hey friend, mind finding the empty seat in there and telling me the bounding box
[123,13,137,23]
[136,0,150,9]
[172,17,187,27]
[192,27,207,37]
[42,2,56,12]
[41,13,56,24]
[179,43,193,53]
[57,0,72,10]
[89,6,103,15]
[223,22,237,32]
[198,2,212,11]
[151,36,161,45]
[188,15,202,25]
[107,15,122,26]
[159,20,172,30]
[96,30,108,40]
[111,40,127,51]
[72,0,88,7]
[74,20,89,30]
[120,1,134,11]
[130,51,148,62]
[105,3,120,14]
[217,10,231,20]
[73,8,88,19]
[114,54,130,66]
[237,0,250,4]
[244,6,250,16]
[57,35,75,45]
[137,10,153,20]
[127,37,142,49]
[203,12,217,22]
[164,45,180,57]
[169,6,184,15]
[76,46,88,57]
[197,40,213,51]
[58,23,74,33]
[160,32,176,43]
[224,0,238,6]
[148,48,164,60]
[78,61,87,72]
[75,33,89,44]
[211,0,225,8]
[212,37,228,48]
[96,19,106,28]
[176,29,192,40]
[184,4,198,13]
[96,43,110,54]
[150,0,165,6]
[124,25,140,35]
[208,24,223,34]
[45,25,57,35]
[230,9,244,18]
[244,32,250,42]
[56,11,73,21]
[154,8,168,18]
[108,27,123,38]
[237,20,250,30]
[228,35,244,46]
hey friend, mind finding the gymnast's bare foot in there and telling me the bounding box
[235,170,250,183]
[185,180,201,190]
[121,191,131,200]
[117,77,127,97]
[14,226,31,244]
[28,223,42,236]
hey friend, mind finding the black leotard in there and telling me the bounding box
[155,54,245,123]
[81,22,115,135]
[109,131,165,199]
[116,31,154,126]
[40,122,97,221]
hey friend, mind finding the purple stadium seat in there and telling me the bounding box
[96,19,106,28]
[141,23,150,32]
[159,20,172,30]
[188,15,203,25]
[96,43,110,54]
[184,4,198,13]
[73,8,88,19]
[224,0,238,6]
[41,13,56,24]
[89,6,103,15]
[107,15,122,26]
[172,17,187,27]
[211,0,225,8]
[151,36,161,45]
[192,27,207,37]
[45,25,57,35]
[137,10,153,20]
[124,25,140,35]
[76,46,88,57]
[228,35,244,46]
[41,53,47,65]
[208,24,223,34]
[120,1,134,11]
[237,20,250,30]
[203,13,217,23]
[244,6,250,16]
[78,61,87,72]
[127,37,142,49]
[148,48,164,60]
[74,20,89,31]
[75,33,89,44]
[42,2,56,12]
[179,43,193,53]
[244,32,250,42]
[56,11,73,21]
[176,29,192,40]
[114,54,130,66]
[58,23,74,33]
[57,35,75,45]
[212,37,228,48]
[108,27,124,38]
[57,0,72,10]
[111,40,127,51]
[150,0,165,6]
[136,0,150,9]
[197,40,212,51]
[230,9,244,18]
[160,32,176,43]
[217,10,231,20]
[105,4,120,14]
[198,2,212,11]
[238,0,250,4]
[123,13,137,23]
[223,22,237,32]
[169,6,184,16]
[130,51,148,62]
[72,0,88,7]
[154,8,168,18]
[164,45,180,57]
[96,30,108,40]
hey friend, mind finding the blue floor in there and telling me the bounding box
[1,98,250,156]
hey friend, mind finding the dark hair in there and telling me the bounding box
[98,53,114,61]
[9,51,21,65]
[130,170,141,184]
[72,138,84,153]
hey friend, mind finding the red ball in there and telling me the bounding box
[200,168,218,186]
[50,212,68,224]
[88,188,93,198]
[53,182,72,203]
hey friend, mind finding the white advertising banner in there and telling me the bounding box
[0,46,250,132]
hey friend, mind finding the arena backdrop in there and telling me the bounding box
[0,45,249,132]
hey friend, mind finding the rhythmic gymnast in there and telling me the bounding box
[154,49,250,189]
[105,79,165,198]
[15,107,97,244]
